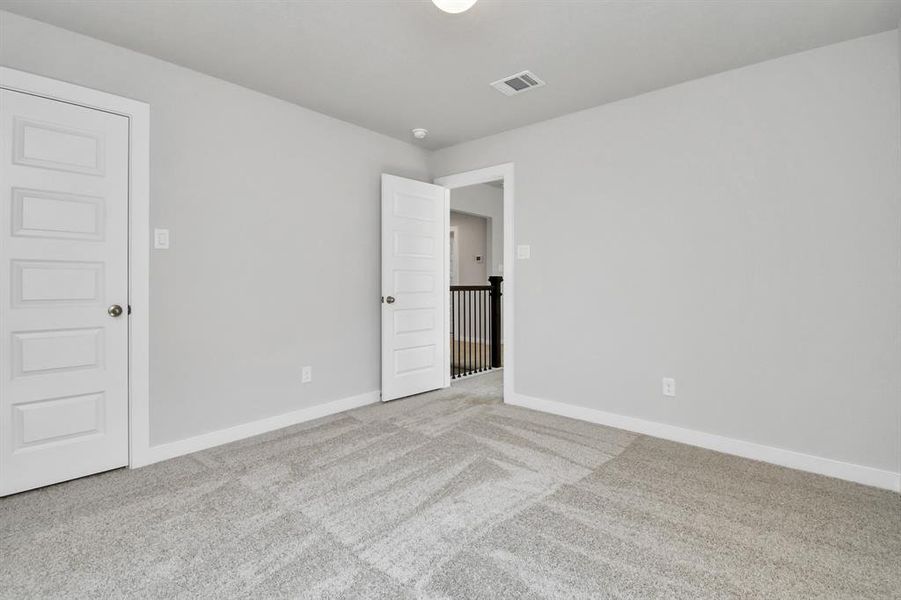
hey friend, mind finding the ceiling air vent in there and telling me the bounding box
[490,70,545,96]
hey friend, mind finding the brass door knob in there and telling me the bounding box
[108,304,124,317]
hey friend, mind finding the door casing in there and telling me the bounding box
[0,66,152,468]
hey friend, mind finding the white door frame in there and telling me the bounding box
[435,163,514,401]
[0,66,152,468]
[448,225,460,285]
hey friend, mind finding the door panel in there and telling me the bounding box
[381,174,448,401]
[13,392,105,450]
[12,187,105,240]
[1,89,129,496]
[13,327,103,376]
[13,117,105,175]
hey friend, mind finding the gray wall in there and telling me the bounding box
[1,11,898,475]
[450,183,504,276]
[431,31,901,474]
[0,12,430,445]
[450,211,488,285]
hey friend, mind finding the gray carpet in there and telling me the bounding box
[1,370,898,599]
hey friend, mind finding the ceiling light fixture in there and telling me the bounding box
[432,0,478,14]
[412,128,429,140]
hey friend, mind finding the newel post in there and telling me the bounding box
[488,276,503,368]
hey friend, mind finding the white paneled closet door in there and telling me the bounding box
[0,89,129,496]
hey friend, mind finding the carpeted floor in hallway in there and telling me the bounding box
[1,370,898,599]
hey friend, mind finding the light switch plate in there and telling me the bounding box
[154,228,170,249]
[662,377,676,397]
[517,244,531,259]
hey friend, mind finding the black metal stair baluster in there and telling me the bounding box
[466,290,471,376]
[481,288,486,371]
[450,290,455,379]
[455,289,460,378]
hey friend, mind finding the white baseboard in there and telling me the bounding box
[134,390,380,467]
[507,393,901,493]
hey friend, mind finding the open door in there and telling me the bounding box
[381,174,449,402]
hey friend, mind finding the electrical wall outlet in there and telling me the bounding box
[516,244,531,259]
[662,377,676,397]
[302,366,312,383]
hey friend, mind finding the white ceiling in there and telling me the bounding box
[2,0,899,149]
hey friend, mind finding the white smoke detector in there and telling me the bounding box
[490,70,545,96]
[412,128,429,140]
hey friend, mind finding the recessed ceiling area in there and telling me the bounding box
[1,0,899,150]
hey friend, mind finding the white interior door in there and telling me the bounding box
[381,174,449,402]
[0,89,129,496]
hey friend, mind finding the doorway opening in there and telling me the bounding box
[449,190,502,378]
[435,164,514,401]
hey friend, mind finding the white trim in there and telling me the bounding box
[0,67,152,470]
[448,225,460,285]
[508,392,901,492]
[435,163,515,402]
[443,188,451,389]
[139,390,380,466]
